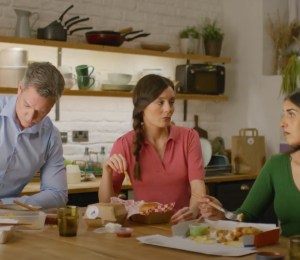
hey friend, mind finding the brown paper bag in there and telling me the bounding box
[231,128,266,175]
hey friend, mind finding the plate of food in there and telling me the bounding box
[140,41,170,52]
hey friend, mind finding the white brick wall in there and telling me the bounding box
[0,0,225,160]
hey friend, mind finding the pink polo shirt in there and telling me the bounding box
[110,125,204,211]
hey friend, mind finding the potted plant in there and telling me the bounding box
[281,54,300,94]
[201,18,224,57]
[179,26,200,54]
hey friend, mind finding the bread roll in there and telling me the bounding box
[139,203,159,213]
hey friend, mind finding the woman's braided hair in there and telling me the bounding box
[132,74,174,180]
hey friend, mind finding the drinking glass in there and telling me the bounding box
[289,235,300,260]
[57,206,79,237]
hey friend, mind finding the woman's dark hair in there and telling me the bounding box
[285,89,300,107]
[132,74,174,180]
[285,90,300,153]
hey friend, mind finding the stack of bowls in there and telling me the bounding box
[103,73,133,91]
[107,73,132,85]
[0,47,28,87]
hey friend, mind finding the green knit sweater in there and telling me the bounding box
[236,153,300,237]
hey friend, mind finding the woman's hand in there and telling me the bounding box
[170,206,199,224]
[99,153,127,203]
[103,153,127,175]
[198,195,225,220]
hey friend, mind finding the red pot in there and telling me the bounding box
[85,30,150,46]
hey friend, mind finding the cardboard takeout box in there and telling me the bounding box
[136,220,280,257]
[130,211,173,224]
[173,219,280,248]
[84,203,127,227]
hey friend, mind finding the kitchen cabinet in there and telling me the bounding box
[67,189,133,207]
[0,35,230,102]
[206,180,277,224]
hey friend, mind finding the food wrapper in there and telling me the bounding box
[110,197,175,224]
[137,220,279,257]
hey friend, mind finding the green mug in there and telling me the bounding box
[75,64,94,77]
[77,75,95,90]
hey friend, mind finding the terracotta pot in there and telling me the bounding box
[204,39,223,57]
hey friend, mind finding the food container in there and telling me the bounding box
[0,47,28,67]
[66,164,81,184]
[110,198,175,225]
[0,209,46,230]
[137,220,280,257]
[176,219,280,248]
[84,203,127,227]
[0,66,27,87]
[0,226,13,244]
[116,227,133,237]
[130,211,173,224]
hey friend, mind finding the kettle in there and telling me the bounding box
[14,9,39,38]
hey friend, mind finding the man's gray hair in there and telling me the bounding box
[21,62,65,102]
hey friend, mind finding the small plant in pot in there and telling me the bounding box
[179,26,200,54]
[281,53,300,95]
[201,18,224,57]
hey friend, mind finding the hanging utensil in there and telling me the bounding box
[69,27,93,35]
[64,16,80,27]
[193,115,208,139]
[66,17,90,31]
[48,4,74,27]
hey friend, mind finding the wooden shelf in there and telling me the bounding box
[0,87,228,101]
[0,36,230,112]
[0,35,231,63]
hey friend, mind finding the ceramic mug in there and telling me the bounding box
[75,64,94,77]
[62,73,76,89]
[77,75,95,90]
[58,65,72,74]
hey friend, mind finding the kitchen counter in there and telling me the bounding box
[21,174,257,195]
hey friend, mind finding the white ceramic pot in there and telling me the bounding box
[0,66,27,87]
[0,47,28,67]
[179,38,200,54]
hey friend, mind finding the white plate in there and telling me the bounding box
[101,84,134,91]
[200,138,212,167]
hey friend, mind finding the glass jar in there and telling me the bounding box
[289,235,300,260]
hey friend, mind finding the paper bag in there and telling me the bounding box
[231,128,266,175]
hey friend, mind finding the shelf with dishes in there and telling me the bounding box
[0,35,231,63]
[0,87,228,101]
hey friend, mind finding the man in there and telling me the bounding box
[0,62,68,209]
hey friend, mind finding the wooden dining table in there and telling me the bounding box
[0,209,289,260]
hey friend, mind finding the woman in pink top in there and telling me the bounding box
[99,74,206,223]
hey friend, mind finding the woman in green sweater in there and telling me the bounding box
[199,90,300,237]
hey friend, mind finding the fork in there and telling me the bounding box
[207,201,239,221]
